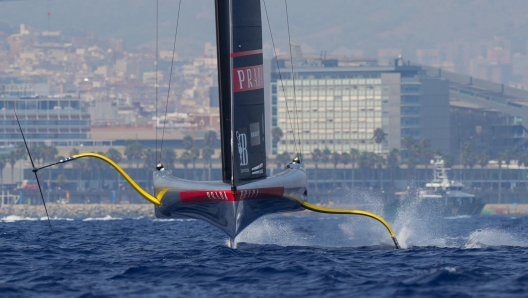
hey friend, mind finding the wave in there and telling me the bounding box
[82,215,123,221]
[462,228,528,248]
[444,215,472,220]
[152,218,196,222]
[40,216,74,221]
[0,215,39,222]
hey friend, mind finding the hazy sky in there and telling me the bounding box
[1,0,528,58]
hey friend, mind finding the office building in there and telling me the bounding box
[270,52,450,156]
[0,96,91,147]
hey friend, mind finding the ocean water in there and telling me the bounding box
[1,209,528,297]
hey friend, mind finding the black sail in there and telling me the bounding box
[215,0,267,187]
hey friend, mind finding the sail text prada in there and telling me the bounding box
[234,64,264,92]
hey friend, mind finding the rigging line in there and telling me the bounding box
[155,0,159,163]
[159,0,182,164]
[284,0,303,160]
[262,0,299,157]
[13,103,52,231]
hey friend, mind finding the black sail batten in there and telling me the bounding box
[215,0,232,184]
[216,0,267,187]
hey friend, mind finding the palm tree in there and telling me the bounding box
[70,148,82,190]
[340,152,350,181]
[69,148,80,157]
[42,145,58,189]
[16,143,26,161]
[321,148,331,189]
[402,135,421,166]
[179,151,193,179]
[106,148,122,189]
[387,148,400,189]
[56,174,67,190]
[331,151,341,185]
[142,149,157,189]
[478,151,490,188]
[94,151,106,190]
[31,144,44,166]
[143,149,157,169]
[201,146,213,180]
[272,127,284,153]
[276,152,291,169]
[106,148,122,164]
[204,131,217,148]
[7,151,19,184]
[350,148,359,188]
[312,149,321,191]
[161,148,177,170]
[442,154,454,168]
[375,153,386,190]
[497,152,504,203]
[405,156,417,183]
[516,152,526,169]
[420,138,433,181]
[500,150,512,169]
[372,128,387,152]
[357,152,374,189]
[0,155,6,185]
[466,153,477,187]
[43,145,58,164]
[190,146,200,180]
[124,141,143,168]
[183,135,194,151]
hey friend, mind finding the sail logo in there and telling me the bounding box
[233,64,264,92]
[251,163,263,175]
[236,131,248,166]
[250,122,260,146]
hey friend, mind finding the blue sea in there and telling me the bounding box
[1,207,528,297]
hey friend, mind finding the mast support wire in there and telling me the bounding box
[262,0,300,158]
[155,0,159,162]
[284,0,303,160]
[13,103,52,231]
[159,0,182,164]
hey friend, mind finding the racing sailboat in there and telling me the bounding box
[16,0,399,248]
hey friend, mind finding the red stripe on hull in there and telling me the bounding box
[180,187,285,203]
[230,49,263,58]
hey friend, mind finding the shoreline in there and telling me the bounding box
[0,204,154,218]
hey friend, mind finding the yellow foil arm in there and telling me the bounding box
[73,153,164,206]
[289,196,400,249]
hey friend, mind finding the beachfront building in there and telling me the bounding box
[269,51,450,156]
[0,96,91,148]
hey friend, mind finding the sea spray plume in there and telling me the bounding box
[237,190,394,248]
[13,102,52,231]
[462,228,528,249]
[392,186,448,248]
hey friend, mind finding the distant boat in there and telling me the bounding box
[399,156,484,216]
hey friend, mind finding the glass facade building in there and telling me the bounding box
[0,97,91,147]
[270,57,450,156]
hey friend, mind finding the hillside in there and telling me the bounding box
[1,0,528,58]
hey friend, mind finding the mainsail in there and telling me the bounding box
[216,0,267,187]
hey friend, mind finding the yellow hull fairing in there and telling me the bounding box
[153,164,307,238]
